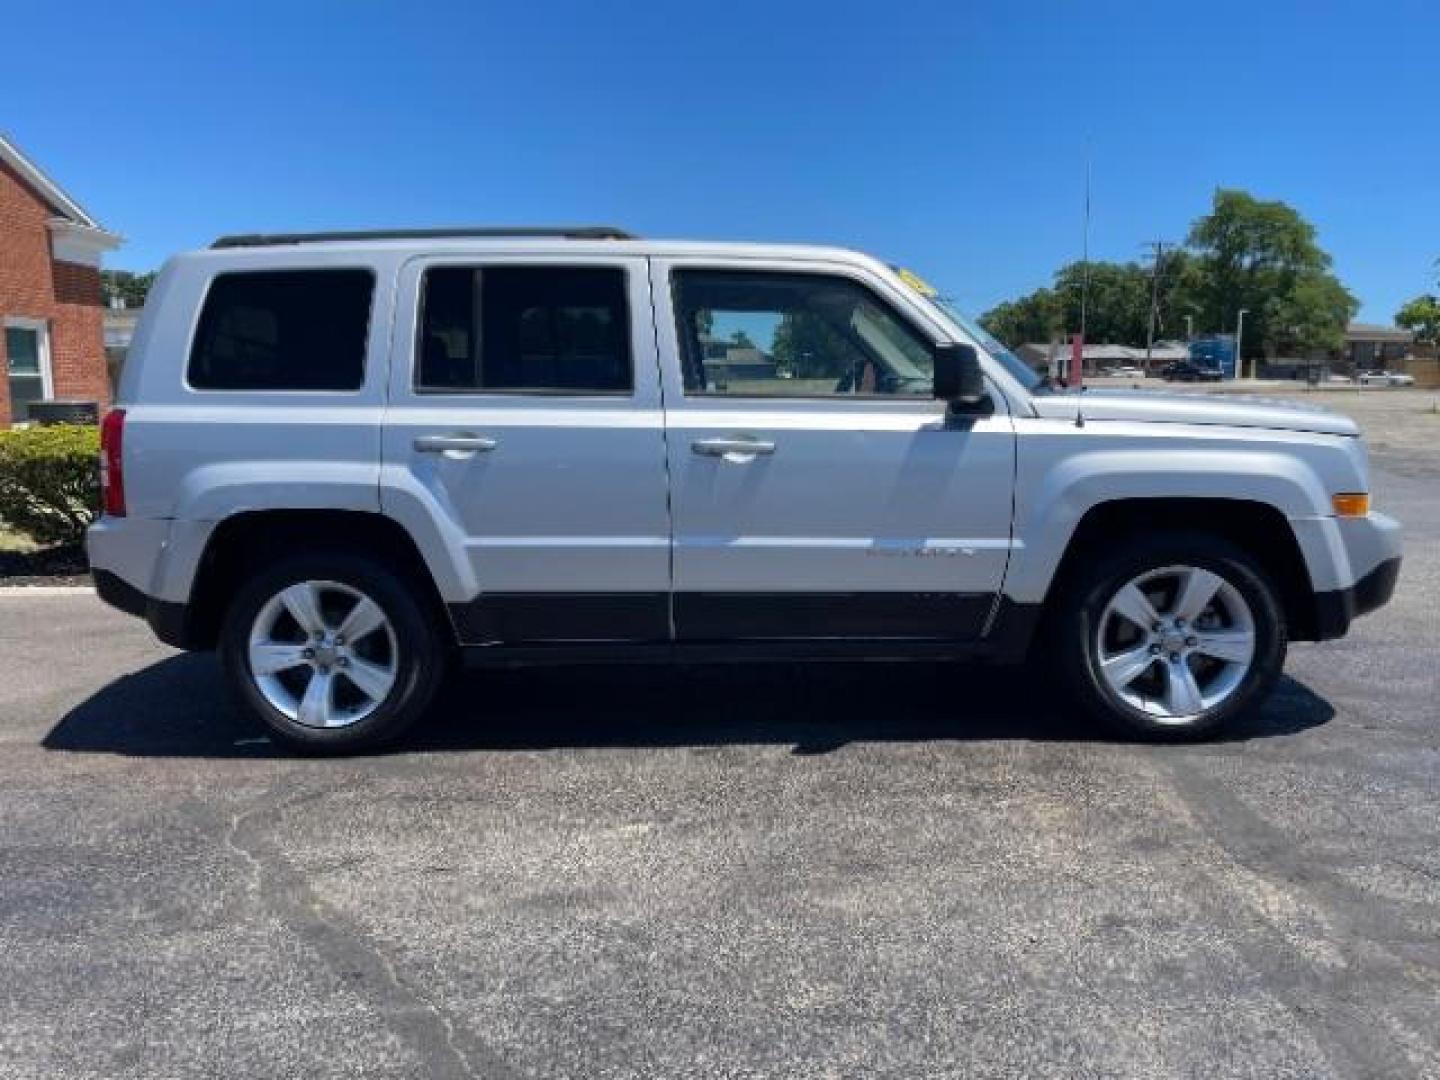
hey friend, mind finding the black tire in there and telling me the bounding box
[219,551,448,754]
[1050,531,1287,741]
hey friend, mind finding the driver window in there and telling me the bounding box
[672,269,935,397]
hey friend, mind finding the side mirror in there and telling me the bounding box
[933,343,985,407]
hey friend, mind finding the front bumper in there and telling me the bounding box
[1311,556,1402,641]
[1306,510,1403,640]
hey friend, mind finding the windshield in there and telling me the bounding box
[891,266,1048,393]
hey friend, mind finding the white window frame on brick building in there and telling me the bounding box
[4,317,54,422]
[0,132,122,424]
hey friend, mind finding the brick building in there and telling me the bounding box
[1,133,121,424]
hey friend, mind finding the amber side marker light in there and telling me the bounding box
[1332,493,1370,518]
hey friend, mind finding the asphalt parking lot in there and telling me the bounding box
[2,392,1438,1079]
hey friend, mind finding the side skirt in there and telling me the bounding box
[458,638,1012,668]
[451,595,1045,668]
[446,592,1045,667]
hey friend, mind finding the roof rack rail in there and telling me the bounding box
[211,226,637,249]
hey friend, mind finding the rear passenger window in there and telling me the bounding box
[188,269,374,391]
[417,266,631,393]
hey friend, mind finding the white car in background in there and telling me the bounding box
[1104,365,1146,379]
[1357,370,1416,387]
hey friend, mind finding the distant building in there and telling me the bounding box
[1016,341,1188,375]
[103,303,143,388]
[1015,323,1425,382]
[701,339,776,382]
[0,133,121,424]
[1341,323,1414,371]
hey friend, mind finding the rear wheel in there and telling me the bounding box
[219,552,447,753]
[1052,532,1287,740]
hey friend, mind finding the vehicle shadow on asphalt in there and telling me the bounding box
[43,653,1335,758]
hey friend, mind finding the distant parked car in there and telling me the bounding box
[1104,365,1146,379]
[1161,360,1223,383]
[1325,373,1355,384]
[1357,370,1415,387]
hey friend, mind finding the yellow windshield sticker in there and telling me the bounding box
[895,267,939,298]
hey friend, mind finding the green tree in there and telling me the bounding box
[978,288,1063,345]
[977,189,1355,359]
[1396,294,1440,345]
[1052,260,1152,345]
[1185,189,1356,358]
[980,258,1197,348]
[100,269,157,309]
[771,311,855,378]
[1151,249,1203,341]
[729,329,756,348]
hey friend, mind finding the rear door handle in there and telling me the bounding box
[414,433,497,454]
[691,436,776,458]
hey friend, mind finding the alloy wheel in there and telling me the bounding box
[1094,564,1256,723]
[247,580,399,729]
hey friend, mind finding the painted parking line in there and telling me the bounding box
[0,585,97,596]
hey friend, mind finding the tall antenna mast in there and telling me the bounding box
[1080,142,1092,347]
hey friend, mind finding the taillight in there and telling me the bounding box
[100,408,126,516]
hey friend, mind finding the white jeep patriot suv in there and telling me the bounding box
[88,227,1402,751]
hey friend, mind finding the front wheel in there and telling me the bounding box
[219,552,447,753]
[1051,532,1287,740]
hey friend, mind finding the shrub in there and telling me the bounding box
[0,424,101,547]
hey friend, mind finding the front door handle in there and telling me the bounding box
[691,436,776,458]
[414,433,497,455]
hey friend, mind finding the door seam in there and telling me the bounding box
[645,256,679,641]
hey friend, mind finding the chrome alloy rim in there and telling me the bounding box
[1095,565,1256,724]
[247,580,399,729]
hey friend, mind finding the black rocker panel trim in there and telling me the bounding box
[455,598,1045,668]
[447,590,997,645]
[447,592,669,644]
[673,591,993,641]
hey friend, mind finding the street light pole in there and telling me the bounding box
[1236,309,1250,380]
[1185,315,1194,341]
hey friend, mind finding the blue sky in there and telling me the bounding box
[4,0,1436,323]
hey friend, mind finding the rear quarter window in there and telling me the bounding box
[188,268,374,391]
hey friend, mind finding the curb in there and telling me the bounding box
[0,585,96,596]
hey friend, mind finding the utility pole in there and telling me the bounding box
[1143,240,1175,371]
[1236,308,1250,381]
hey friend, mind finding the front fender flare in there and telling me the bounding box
[1004,448,1337,604]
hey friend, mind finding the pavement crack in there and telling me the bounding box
[212,781,523,1080]
[1144,749,1439,1077]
